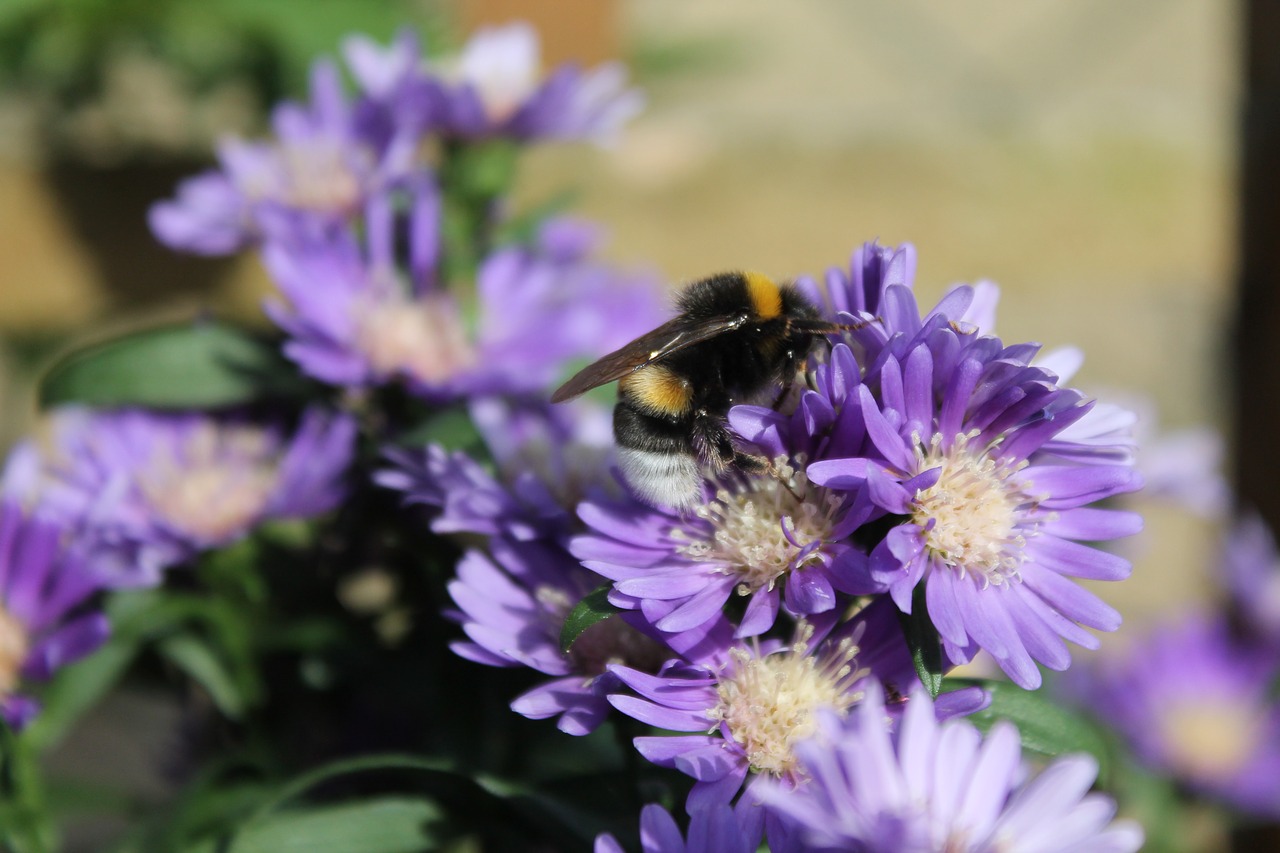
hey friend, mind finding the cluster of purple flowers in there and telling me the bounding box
[377,236,1145,848]
[0,22,1165,850]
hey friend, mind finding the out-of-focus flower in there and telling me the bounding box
[755,683,1143,853]
[377,397,615,545]
[807,313,1143,688]
[419,23,643,145]
[594,804,755,853]
[265,181,667,399]
[1221,514,1280,649]
[150,58,416,255]
[1065,613,1280,819]
[0,500,110,729]
[10,407,355,587]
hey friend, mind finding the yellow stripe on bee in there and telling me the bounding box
[620,364,693,416]
[743,271,782,320]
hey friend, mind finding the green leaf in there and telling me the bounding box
[24,633,138,754]
[157,634,248,720]
[898,586,943,698]
[38,319,306,410]
[560,585,618,653]
[225,797,443,853]
[947,678,1112,775]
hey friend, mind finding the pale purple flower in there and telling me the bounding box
[807,308,1143,688]
[377,397,616,544]
[447,534,730,736]
[150,57,415,255]
[594,804,754,853]
[1221,514,1280,650]
[1064,613,1280,819]
[0,499,110,729]
[755,683,1143,853]
[424,23,643,145]
[265,180,667,398]
[607,604,987,816]
[12,407,355,587]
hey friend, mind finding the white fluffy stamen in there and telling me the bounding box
[676,456,842,595]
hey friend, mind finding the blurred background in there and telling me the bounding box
[0,0,1239,842]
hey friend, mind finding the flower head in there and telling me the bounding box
[12,407,355,587]
[755,683,1143,852]
[0,500,110,729]
[807,303,1143,688]
[265,180,666,398]
[425,23,643,145]
[447,534,728,736]
[150,58,414,255]
[1065,613,1280,818]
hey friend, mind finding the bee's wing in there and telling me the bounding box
[551,313,749,403]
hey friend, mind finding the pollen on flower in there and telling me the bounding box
[710,622,867,778]
[677,456,843,595]
[0,605,28,698]
[355,290,476,384]
[279,141,365,213]
[911,432,1033,586]
[1158,697,1265,783]
[137,424,279,543]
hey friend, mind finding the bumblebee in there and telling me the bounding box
[552,271,857,511]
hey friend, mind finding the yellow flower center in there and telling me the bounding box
[356,291,476,385]
[911,433,1031,585]
[0,605,29,698]
[1159,697,1265,782]
[710,624,866,778]
[675,457,843,595]
[138,423,278,542]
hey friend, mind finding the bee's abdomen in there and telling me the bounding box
[613,399,702,511]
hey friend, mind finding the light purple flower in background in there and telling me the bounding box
[807,312,1143,688]
[423,22,643,145]
[377,397,617,544]
[447,534,730,736]
[0,500,110,730]
[12,407,355,587]
[594,804,755,853]
[1065,613,1280,819]
[755,683,1143,853]
[265,180,667,398]
[1221,515,1280,650]
[150,57,416,255]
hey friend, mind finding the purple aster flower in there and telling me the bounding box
[150,56,416,255]
[423,22,643,145]
[1221,514,1280,650]
[265,179,667,398]
[13,406,355,587]
[0,499,110,730]
[447,534,730,736]
[1064,612,1280,819]
[607,604,986,816]
[807,311,1143,688]
[378,397,616,544]
[594,804,754,853]
[755,683,1143,853]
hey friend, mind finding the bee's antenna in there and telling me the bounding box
[792,316,883,335]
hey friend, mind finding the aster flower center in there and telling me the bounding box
[355,291,476,384]
[0,605,28,698]
[676,457,842,595]
[710,624,867,778]
[138,424,279,542]
[279,142,364,213]
[1159,697,1265,782]
[911,432,1030,585]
